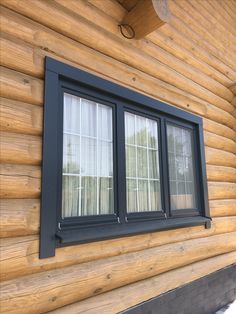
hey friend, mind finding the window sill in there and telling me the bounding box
[56,216,211,247]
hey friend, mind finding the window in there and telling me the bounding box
[40,58,210,258]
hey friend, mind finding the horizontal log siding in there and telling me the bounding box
[0,0,235,313]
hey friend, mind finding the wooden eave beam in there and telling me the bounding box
[121,0,170,39]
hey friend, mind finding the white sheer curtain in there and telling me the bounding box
[62,93,114,218]
[167,124,196,210]
[125,112,161,213]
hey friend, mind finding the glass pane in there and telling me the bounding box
[126,179,138,212]
[81,177,97,216]
[136,115,147,146]
[81,99,96,137]
[64,93,80,133]
[97,104,112,141]
[167,124,196,210]
[138,180,149,212]
[62,175,80,217]
[125,112,135,144]
[63,134,80,174]
[137,147,148,178]
[97,141,113,177]
[62,93,114,217]
[126,145,136,178]
[150,180,161,211]
[147,119,158,149]
[80,138,97,176]
[99,178,114,214]
[149,150,159,179]
[125,112,161,212]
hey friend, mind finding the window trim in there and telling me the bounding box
[40,57,210,258]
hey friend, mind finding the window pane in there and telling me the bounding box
[125,112,161,213]
[125,112,135,144]
[167,124,196,210]
[62,94,114,217]
[126,179,138,212]
[126,145,136,178]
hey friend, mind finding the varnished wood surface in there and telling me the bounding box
[0,0,235,313]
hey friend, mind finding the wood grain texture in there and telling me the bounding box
[122,0,170,38]
[0,164,41,199]
[204,131,236,154]
[91,0,236,85]
[0,1,235,313]
[0,66,43,105]
[0,232,236,313]
[0,132,42,165]
[0,97,43,136]
[0,199,39,238]
[208,182,236,200]
[207,165,236,183]
[49,251,236,314]
[1,217,236,281]
[1,1,234,113]
[205,147,236,168]
[210,199,236,217]
[54,0,234,104]
[169,1,236,69]
[1,8,235,130]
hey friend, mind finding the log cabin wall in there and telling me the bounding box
[0,0,236,313]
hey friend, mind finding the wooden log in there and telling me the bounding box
[50,251,236,314]
[205,147,236,168]
[1,17,235,133]
[1,217,235,281]
[55,0,233,104]
[204,131,236,154]
[229,83,236,95]
[0,232,236,313]
[0,164,41,199]
[0,34,43,78]
[91,0,236,84]
[1,1,234,113]
[0,66,43,106]
[231,97,236,107]
[118,0,139,11]
[198,0,236,39]
[0,199,39,238]
[203,118,236,142]
[188,0,236,50]
[89,0,233,86]
[207,165,236,183]
[210,199,236,217]
[0,132,42,165]
[168,12,236,76]
[122,0,170,39]
[1,10,236,133]
[2,131,236,168]
[208,182,236,200]
[0,97,43,136]
[169,1,236,68]
[158,24,236,83]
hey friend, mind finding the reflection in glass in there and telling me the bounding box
[167,124,196,210]
[62,93,114,217]
[125,112,161,213]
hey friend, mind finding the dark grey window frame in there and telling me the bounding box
[40,57,210,258]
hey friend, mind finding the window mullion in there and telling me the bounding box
[160,118,171,218]
[116,103,126,223]
[146,118,151,212]
[78,98,82,216]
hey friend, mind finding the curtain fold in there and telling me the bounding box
[125,112,161,213]
[62,94,114,217]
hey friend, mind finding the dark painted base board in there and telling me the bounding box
[121,264,236,314]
